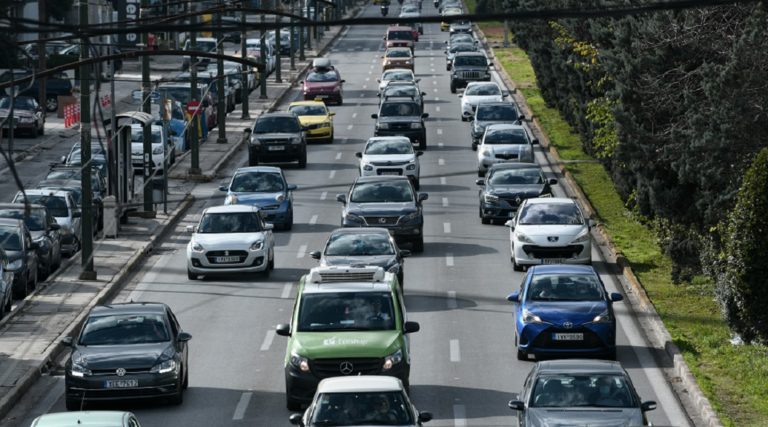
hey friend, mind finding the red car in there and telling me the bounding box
[384,26,415,53]
[302,58,345,105]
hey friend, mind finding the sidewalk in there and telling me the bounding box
[0,4,360,418]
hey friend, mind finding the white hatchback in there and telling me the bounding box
[356,136,423,189]
[459,81,507,120]
[130,124,174,174]
[186,204,275,280]
[504,197,593,271]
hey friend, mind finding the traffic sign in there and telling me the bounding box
[187,100,201,116]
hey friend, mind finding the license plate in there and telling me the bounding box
[552,333,583,341]
[104,379,138,388]
[215,256,240,263]
[268,146,285,151]
[542,258,566,264]
[380,170,401,175]
[315,94,329,98]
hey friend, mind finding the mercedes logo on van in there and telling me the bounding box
[116,368,126,377]
[339,361,354,375]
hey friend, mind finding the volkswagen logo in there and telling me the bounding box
[378,217,387,224]
[115,368,126,377]
[339,361,354,375]
[547,236,559,242]
[562,322,573,329]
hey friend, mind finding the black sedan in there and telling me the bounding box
[476,163,557,224]
[63,302,191,410]
[0,218,39,299]
[309,227,411,287]
[0,203,62,280]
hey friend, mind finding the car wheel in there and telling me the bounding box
[183,366,189,389]
[397,271,404,288]
[337,97,343,106]
[298,152,307,169]
[284,208,294,231]
[4,294,11,313]
[606,348,617,361]
[326,132,334,144]
[248,149,259,166]
[65,397,82,411]
[413,178,420,191]
[481,216,490,225]
[478,169,485,177]
[38,122,44,136]
[450,82,456,93]
[45,96,58,113]
[412,237,424,253]
[461,116,467,122]
[170,385,184,405]
[286,387,303,411]
[418,139,426,151]
[402,379,411,395]
[187,269,198,280]
[471,142,478,151]
[268,251,275,270]
[512,256,524,272]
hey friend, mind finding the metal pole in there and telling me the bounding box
[161,90,169,214]
[275,14,282,83]
[240,2,250,119]
[189,1,201,174]
[503,19,510,48]
[37,0,47,127]
[299,0,306,61]
[259,12,268,99]
[79,0,96,280]
[312,0,318,41]
[306,0,312,50]
[109,37,117,197]
[216,1,227,144]
[141,0,153,212]
[290,1,296,70]
[7,81,14,157]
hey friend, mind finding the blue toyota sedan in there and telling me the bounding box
[220,166,297,230]
[507,265,623,361]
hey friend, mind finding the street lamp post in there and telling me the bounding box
[240,1,250,119]
[259,12,268,99]
[189,1,201,174]
[216,1,228,144]
[290,0,297,70]
[79,0,96,280]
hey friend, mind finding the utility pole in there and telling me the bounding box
[216,1,227,144]
[312,0,318,41]
[503,19,510,48]
[37,0,46,123]
[141,0,154,212]
[79,0,96,280]
[305,0,312,50]
[240,1,250,119]
[290,0,296,70]
[275,13,282,83]
[189,1,201,175]
[259,11,268,99]
[299,0,306,61]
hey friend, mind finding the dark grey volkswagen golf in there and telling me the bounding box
[63,302,191,410]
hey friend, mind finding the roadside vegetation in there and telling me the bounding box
[465,2,768,425]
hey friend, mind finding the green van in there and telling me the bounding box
[276,266,420,410]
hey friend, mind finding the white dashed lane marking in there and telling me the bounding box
[442,197,449,207]
[329,170,336,179]
[309,215,318,225]
[453,404,467,427]
[281,282,292,299]
[260,331,276,351]
[447,290,457,309]
[438,158,445,166]
[450,339,460,362]
[232,392,253,420]
[443,222,451,233]
[336,152,343,160]
[321,191,328,200]
[446,253,454,267]
[440,177,447,185]
[297,244,307,258]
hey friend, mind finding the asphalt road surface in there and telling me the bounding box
[4,3,693,426]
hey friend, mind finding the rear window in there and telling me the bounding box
[388,31,413,40]
[254,116,301,133]
[454,56,487,67]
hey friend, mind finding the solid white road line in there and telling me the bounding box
[440,177,447,185]
[336,152,343,160]
[444,222,451,233]
[309,215,318,225]
[297,244,307,258]
[450,339,460,362]
[329,170,336,179]
[232,392,253,420]
[321,191,328,200]
[260,331,276,351]
[442,197,449,207]
[365,77,370,81]
[453,404,467,427]
[433,88,438,92]
[435,97,440,101]
[281,282,292,299]
[446,253,454,267]
[362,85,367,89]
[438,158,445,166]
[447,290,457,309]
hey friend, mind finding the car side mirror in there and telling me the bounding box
[355,152,363,159]
[340,79,346,83]
[61,336,74,347]
[400,249,411,258]
[29,241,39,250]
[276,323,291,337]
[532,138,540,145]
[72,211,82,218]
[588,219,596,229]
[418,193,428,202]
[475,179,484,186]
[177,332,192,342]
[421,113,429,119]
[548,178,558,185]
[329,112,336,116]
[404,321,420,333]
[287,184,298,191]
[336,194,346,204]
[416,151,423,157]
[504,219,515,229]
[289,413,304,426]
[418,411,433,422]
[185,225,196,233]
[507,400,524,411]
[415,78,421,83]
[371,113,378,119]
[60,155,66,163]
[264,223,275,231]
[421,91,426,96]
[641,401,657,412]
[507,291,520,303]
[610,292,624,302]
[457,94,463,98]
[219,185,228,192]
[50,223,61,231]
[309,251,321,260]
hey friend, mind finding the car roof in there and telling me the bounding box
[89,302,168,316]
[203,204,260,214]
[386,26,410,31]
[196,37,217,43]
[329,227,391,236]
[354,175,412,184]
[0,202,46,211]
[523,197,576,205]
[317,376,404,394]
[382,68,414,76]
[234,166,283,174]
[30,411,135,427]
[366,136,411,144]
[528,264,597,275]
[303,280,394,294]
[455,52,486,57]
[381,96,419,104]
[477,101,517,108]
[16,189,71,198]
[487,163,542,172]
[535,359,625,375]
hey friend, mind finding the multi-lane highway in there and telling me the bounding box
[7,2,694,426]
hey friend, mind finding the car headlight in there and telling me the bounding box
[322,121,332,128]
[410,122,422,129]
[7,259,22,270]
[191,242,205,253]
[363,164,374,171]
[276,194,286,202]
[522,309,544,324]
[382,349,403,370]
[571,228,590,244]
[225,194,238,205]
[481,149,492,157]
[250,240,264,251]
[515,231,534,244]
[150,359,177,374]
[400,211,420,223]
[592,310,612,323]
[250,137,261,147]
[290,352,310,372]
[404,60,411,64]
[19,116,33,122]
[406,164,416,171]
[483,193,499,204]
[70,362,91,378]
[152,146,164,155]
[290,137,302,145]
[377,123,390,130]
[344,212,365,224]
[333,86,341,92]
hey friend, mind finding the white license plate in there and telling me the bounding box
[104,379,138,388]
[553,333,583,341]
[268,146,285,151]
[315,94,329,98]
[542,258,566,264]
[215,256,240,263]
[380,171,401,175]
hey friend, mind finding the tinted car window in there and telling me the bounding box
[306,70,339,82]
[380,102,419,117]
[526,274,605,301]
[16,195,69,217]
[325,233,396,256]
[162,87,193,104]
[386,49,411,58]
[254,117,301,133]
[476,105,519,121]
[130,129,163,144]
[531,375,635,408]
[488,168,543,185]
[311,391,414,425]
[450,43,475,53]
[518,203,583,225]
[484,128,528,144]
[381,71,413,82]
[298,292,395,331]
[454,56,487,67]
[230,172,284,192]
[383,86,418,98]
[289,105,326,116]
[0,209,45,231]
[350,182,414,203]
[0,226,22,251]
[388,31,413,40]
[197,212,263,233]
[365,140,413,155]
[79,314,170,345]
[465,83,500,96]
[0,96,36,109]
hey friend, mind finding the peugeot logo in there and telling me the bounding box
[339,361,354,375]
[562,322,573,329]
[378,217,387,224]
[116,368,126,377]
[547,236,559,242]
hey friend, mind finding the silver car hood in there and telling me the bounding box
[526,407,644,427]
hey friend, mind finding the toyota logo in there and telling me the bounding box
[378,217,387,224]
[116,368,126,377]
[562,322,573,329]
[547,236,559,242]
[339,361,354,375]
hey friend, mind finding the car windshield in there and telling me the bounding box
[325,233,395,256]
[402,5,419,13]
[310,391,414,425]
[388,31,413,40]
[289,105,327,116]
[531,374,636,408]
[518,202,583,225]
[79,313,170,345]
[307,70,339,82]
[0,96,36,110]
[526,273,605,301]
[297,292,396,331]
[0,209,45,231]
[197,212,263,233]
[386,49,410,58]
[484,128,528,145]
[454,56,487,67]
[365,139,413,155]
[383,87,417,98]
[254,117,301,133]
[476,105,519,121]
[229,172,284,192]
[0,226,22,251]
[380,102,418,117]
[450,35,474,44]
[13,194,68,217]
[382,71,413,82]
[465,83,500,96]
[130,129,163,144]
[350,181,414,203]
[488,168,543,185]
[450,44,475,53]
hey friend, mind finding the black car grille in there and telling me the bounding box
[522,245,584,259]
[311,358,383,378]
[531,327,605,350]
[495,153,519,160]
[371,161,409,166]
[205,250,248,264]
[305,123,323,130]
[90,367,152,376]
[388,122,413,131]
[364,216,399,225]
[501,197,523,208]
[458,71,482,79]
[376,169,403,176]
[260,139,289,145]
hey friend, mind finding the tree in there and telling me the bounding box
[715,147,768,343]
